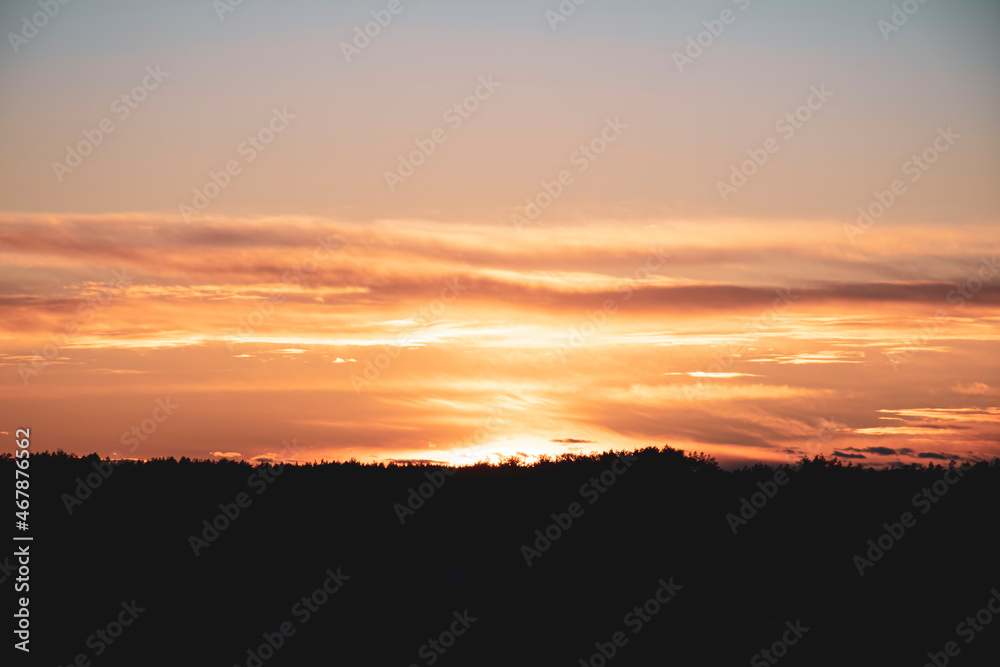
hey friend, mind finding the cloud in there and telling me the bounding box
[664,372,763,378]
[4,214,999,321]
[878,407,1000,422]
[952,382,993,395]
[832,450,866,459]
[4,213,998,467]
[843,446,897,456]
[854,426,966,436]
[86,368,145,374]
[748,351,865,365]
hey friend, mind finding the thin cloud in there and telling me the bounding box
[952,382,993,395]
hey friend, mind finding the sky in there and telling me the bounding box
[1,0,998,468]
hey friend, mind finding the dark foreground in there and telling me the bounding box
[5,448,1000,666]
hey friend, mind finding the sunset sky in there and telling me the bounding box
[2,0,998,467]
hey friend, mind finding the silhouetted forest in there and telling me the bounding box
[5,447,999,666]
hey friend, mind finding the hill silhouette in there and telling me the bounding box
[5,446,999,666]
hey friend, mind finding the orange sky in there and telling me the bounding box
[1,0,998,467]
[1,213,997,467]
